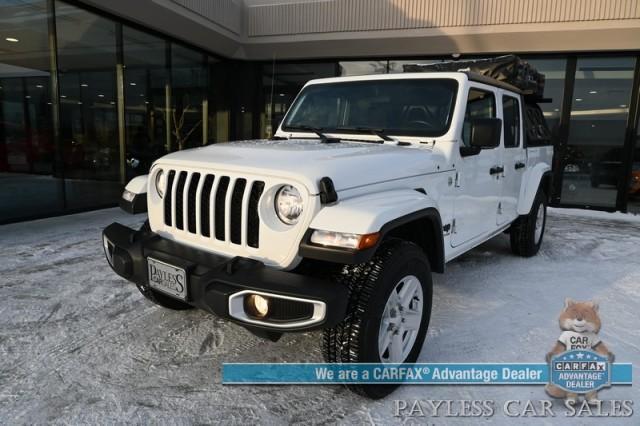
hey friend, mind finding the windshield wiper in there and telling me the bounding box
[332,126,398,143]
[284,125,338,143]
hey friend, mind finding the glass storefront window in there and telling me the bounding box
[261,62,336,138]
[627,116,640,213]
[523,58,566,140]
[56,1,121,210]
[170,43,206,151]
[207,56,231,144]
[122,26,169,179]
[0,0,63,222]
[561,56,636,208]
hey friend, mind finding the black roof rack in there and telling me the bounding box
[403,55,546,100]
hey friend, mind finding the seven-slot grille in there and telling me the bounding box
[163,170,265,248]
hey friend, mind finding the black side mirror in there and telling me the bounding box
[470,118,502,149]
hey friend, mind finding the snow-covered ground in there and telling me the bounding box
[0,208,638,424]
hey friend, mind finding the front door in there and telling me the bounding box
[498,93,525,225]
[451,86,504,247]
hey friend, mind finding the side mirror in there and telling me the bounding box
[470,118,502,149]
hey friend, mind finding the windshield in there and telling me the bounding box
[282,79,458,137]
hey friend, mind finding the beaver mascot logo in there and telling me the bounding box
[545,298,614,404]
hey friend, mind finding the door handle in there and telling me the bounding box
[515,162,526,170]
[490,166,504,175]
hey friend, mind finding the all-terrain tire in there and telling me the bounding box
[135,220,193,310]
[322,239,433,399]
[510,190,547,257]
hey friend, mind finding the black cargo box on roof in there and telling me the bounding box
[403,55,546,100]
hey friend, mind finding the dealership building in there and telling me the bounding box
[1,0,640,223]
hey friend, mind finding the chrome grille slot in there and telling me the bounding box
[162,169,265,249]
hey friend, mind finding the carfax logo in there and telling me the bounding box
[545,298,615,404]
[550,350,610,394]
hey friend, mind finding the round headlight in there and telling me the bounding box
[155,169,166,198]
[275,185,303,225]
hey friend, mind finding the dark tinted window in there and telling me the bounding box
[503,96,520,148]
[283,79,458,137]
[462,88,496,146]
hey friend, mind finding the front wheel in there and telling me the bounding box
[322,239,433,399]
[510,190,547,257]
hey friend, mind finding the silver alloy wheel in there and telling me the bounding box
[378,275,424,364]
[534,203,545,244]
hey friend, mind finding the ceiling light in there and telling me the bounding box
[554,108,559,112]
[25,95,31,99]
[588,90,597,94]
[36,84,43,88]
[278,93,285,96]
[620,104,628,108]
[575,98,583,102]
[139,93,144,97]
[77,101,82,105]
[61,95,67,98]
[129,82,136,86]
[110,101,115,105]
[5,37,19,43]
[98,94,104,98]
[80,83,88,87]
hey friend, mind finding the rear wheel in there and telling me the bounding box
[510,190,547,257]
[322,239,433,399]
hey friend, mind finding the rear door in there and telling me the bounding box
[451,85,504,247]
[498,93,526,225]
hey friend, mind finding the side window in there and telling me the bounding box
[462,88,496,147]
[502,96,520,148]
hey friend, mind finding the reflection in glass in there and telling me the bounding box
[627,119,640,213]
[56,1,121,209]
[522,58,566,140]
[261,63,336,138]
[122,26,168,179]
[561,56,635,208]
[171,44,206,151]
[0,0,63,222]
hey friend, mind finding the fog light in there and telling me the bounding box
[244,294,270,319]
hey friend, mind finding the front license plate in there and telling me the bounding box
[147,257,187,300]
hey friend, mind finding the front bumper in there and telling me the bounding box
[102,222,348,332]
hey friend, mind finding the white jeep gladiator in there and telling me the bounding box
[104,56,553,398]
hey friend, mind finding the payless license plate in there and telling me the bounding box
[147,257,187,300]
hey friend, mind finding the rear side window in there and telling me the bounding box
[462,89,496,147]
[502,96,521,148]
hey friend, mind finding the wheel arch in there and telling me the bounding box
[517,163,552,215]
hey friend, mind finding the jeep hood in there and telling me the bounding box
[156,139,443,194]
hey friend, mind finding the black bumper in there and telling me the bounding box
[102,222,348,332]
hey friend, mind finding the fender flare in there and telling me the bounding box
[517,163,551,215]
[299,189,445,272]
